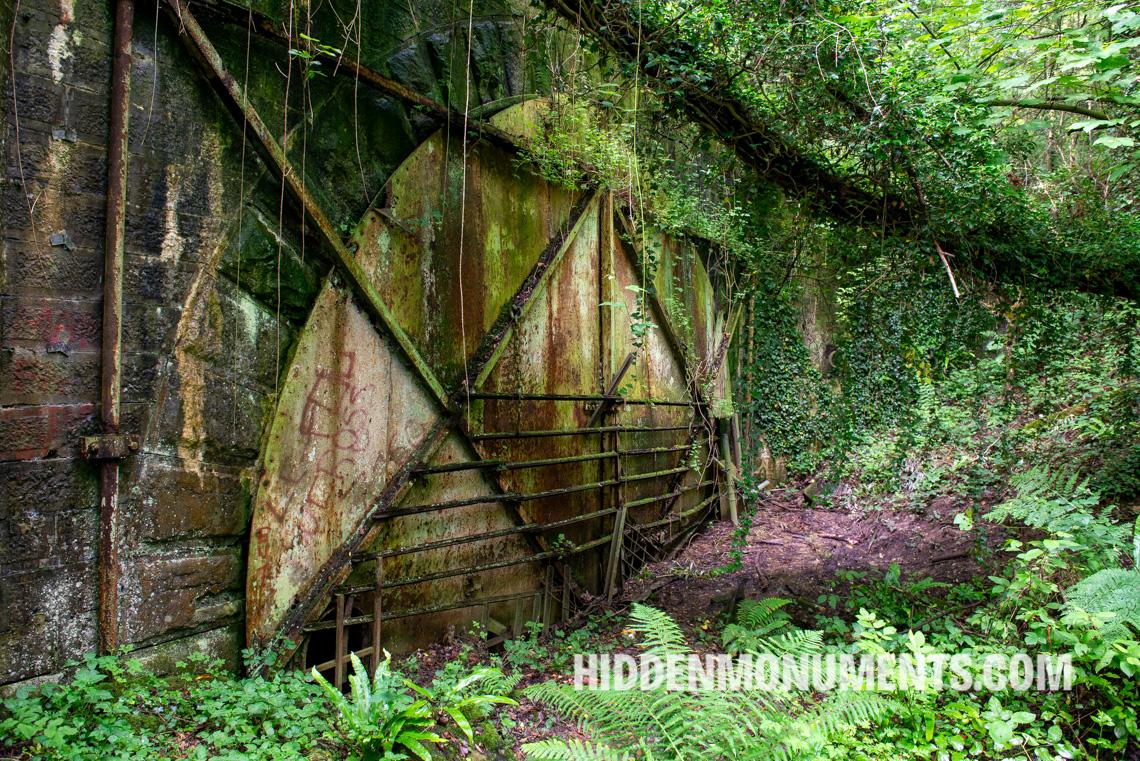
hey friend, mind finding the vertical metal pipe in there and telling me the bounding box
[334,595,346,689]
[604,429,626,603]
[718,418,740,527]
[99,0,133,655]
[371,560,383,675]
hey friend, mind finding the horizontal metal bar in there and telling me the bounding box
[336,534,614,595]
[621,444,698,457]
[636,492,720,531]
[625,479,716,510]
[412,459,507,475]
[413,450,616,476]
[501,451,616,471]
[378,492,514,519]
[312,644,376,671]
[377,479,616,520]
[384,463,707,520]
[620,465,692,484]
[472,424,692,441]
[518,478,619,502]
[469,391,697,407]
[304,589,544,633]
[353,507,619,561]
[411,443,707,477]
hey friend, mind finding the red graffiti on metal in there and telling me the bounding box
[246,289,440,643]
[276,352,377,520]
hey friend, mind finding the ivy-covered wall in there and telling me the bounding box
[734,227,995,483]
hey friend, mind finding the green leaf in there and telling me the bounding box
[444,705,474,743]
[1068,119,1116,133]
[1093,135,1136,148]
[1096,54,1130,71]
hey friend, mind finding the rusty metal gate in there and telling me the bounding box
[240,100,732,682]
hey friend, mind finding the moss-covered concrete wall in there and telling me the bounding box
[0,0,545,687]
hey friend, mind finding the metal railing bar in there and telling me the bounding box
[353,507,619,561]
[467,391,696,407]
[624,479,716,510]
[472,424,691,441]
[334,534,613,595]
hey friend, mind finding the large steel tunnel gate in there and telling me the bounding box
[151,2,733,685]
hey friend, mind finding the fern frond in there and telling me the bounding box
[725,626,824,657]
[736,598,792,631]
[1064,568,1140,638]
[523,738,631,760]
[481,669,523,696]
[985,466,1126,556]
[803,691,900,735]
[761,629,825,656]
[528,607,896,761]
[628,603,688,655]
[524,682,624,731]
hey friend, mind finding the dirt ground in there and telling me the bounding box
[625,487,997,631]
[408,486,1007,759]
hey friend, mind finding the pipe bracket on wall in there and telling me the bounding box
[81,434,139,461]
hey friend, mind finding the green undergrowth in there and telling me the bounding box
[0,648,519,761]
[524,505,1140,760]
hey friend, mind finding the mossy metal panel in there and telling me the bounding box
[247,101,725,653]
[477,209,603,548]
[606,231,704,516]
[247,286,441,643]
[352,133,577,389]
[357,432,541,652]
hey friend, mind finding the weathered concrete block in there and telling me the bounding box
[7,132,108,195]
[121,351,160,403]
[177,278,291,389]
[129,622,242,675]
[0,509,54,564]
[200,383,270,464]
[0,403,97,460]
[1,180,107,250]
[122,251,196,305]
[121,302,176,355]
[52,508,98,565]
[144,351,270,464]
[0,295,102,348]
[3,505,100,575]
[0,459,99,518]
[123,552,242,643]
[0,348,100,405]
[217,204,323,324]
[1,239,104,294]
[0,564,97,684]
[129,458,249,541]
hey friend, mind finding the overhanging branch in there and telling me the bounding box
[984,99,1113,122]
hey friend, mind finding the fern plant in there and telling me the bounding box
[312,652,444,761]
[312,652,517,759]
[985,466,1127,566]
[523,737,640,760]
[523,603,897,761]
[1063,568,1140,640]
[407,665,517,744]
[722,598,825,656]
